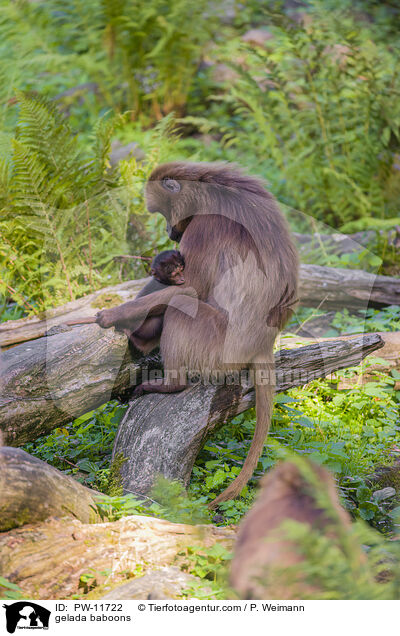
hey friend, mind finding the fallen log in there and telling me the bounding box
[0,278,146,348]
[0,447,100,531]
[1,265,398,347]
[0,326,383,446]
[293,228,400,256]
[0,324,144,445]
[113,333,384,497]
[0,515,235,599]
[281,331,400,387]
[299,264,400,310]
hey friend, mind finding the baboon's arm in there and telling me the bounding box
[96,285,198,328]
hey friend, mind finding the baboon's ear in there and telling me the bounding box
[150,268,156,277]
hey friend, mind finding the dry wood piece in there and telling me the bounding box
[0,447,100,531]
[1,265,398,348]
[0,515,235,599]
[113,333,384,497]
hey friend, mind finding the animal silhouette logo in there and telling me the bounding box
[3,602,50,633]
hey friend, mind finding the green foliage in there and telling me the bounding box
[4,0,400,576]
[23,401,127,491]
[183,458,400,600]
[272,518,400,599]
[340,216,400,234]
[190,360,400,527]
[0,577,24,600]
[93,493,153,521]
[287,305,400,338]
[340,475,397,526]
[186,458,400,600]
[179,456,400,601]
[149,476,211,524]
[93,475,211,525]
[0,92,176,313]
[178,543,233,600]
[213,1,400,225]
[251,456,400,600]
[369,227,400,277]
[190,431,259,523]
[180,543,232,580]
[297,245,383,272]
[0,298,25,323]
[0,0,218,128]
[331,306,400,334]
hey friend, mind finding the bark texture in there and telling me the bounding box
[0,447,100,531]
[0,515,235,599]
[0,324,144,445]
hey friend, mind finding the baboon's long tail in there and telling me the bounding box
[208,378,274,509]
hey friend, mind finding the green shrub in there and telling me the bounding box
[0,0,218,127]
[0,92,175,313]
[215,1,400,226]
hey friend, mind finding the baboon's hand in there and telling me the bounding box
[96,309,118,329]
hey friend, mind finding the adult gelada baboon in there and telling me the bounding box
[96,162,299,507]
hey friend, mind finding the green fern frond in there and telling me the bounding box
[10,139,58,213]
[15,91,82,190]
[92,110,129,178]
[0,158,11,207]
[219,5,400,225]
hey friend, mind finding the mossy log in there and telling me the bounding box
[0,278,147,348]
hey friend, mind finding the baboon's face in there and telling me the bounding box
[145,173,197,241]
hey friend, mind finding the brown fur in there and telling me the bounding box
[66,252,185,354]
[230,461,353,599]
[129,250,185,354]
[96,162,299,507]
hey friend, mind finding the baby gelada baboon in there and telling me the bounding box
[67,250,184,355]
[129,250,185,354]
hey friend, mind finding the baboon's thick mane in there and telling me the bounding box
[150,161,270,199]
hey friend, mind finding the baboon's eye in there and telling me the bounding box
[162,178,181,193]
